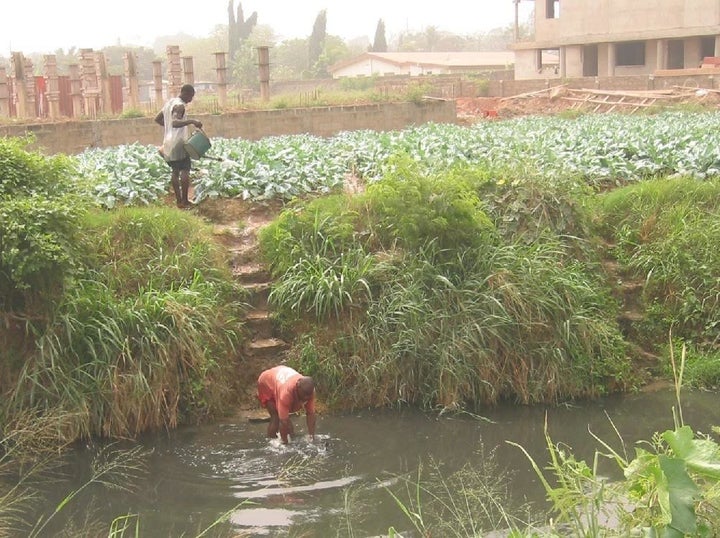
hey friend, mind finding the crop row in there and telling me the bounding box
[74,111,720,208]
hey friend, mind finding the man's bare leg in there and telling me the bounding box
[171,170,183,206]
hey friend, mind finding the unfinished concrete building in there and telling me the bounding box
[513,0,720,79]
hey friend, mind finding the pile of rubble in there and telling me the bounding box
[455,84,720,122]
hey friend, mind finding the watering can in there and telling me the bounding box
[184,128,213,159]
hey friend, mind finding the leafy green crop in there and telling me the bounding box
[72,111,720,208]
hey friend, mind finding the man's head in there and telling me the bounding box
[179,84,195,104]
[296,376,315,402]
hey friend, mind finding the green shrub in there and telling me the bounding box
[0,138,87,313]
[0,137,78,198]
[338,76,378,92]
[363,159,495,253]
[259,194,360,276]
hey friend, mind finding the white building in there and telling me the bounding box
[328,52,516,79]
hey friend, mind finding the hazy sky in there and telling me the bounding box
[2,1,534,54]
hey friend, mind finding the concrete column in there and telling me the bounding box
[559,46,566,78]
[607,42,615,77]
[10,52,28,119]
[166,45,182,98]
[69,64,82,118]
[124,52,140,110]
[182,56,194,86]
[257,46,270,102]
[152,60,164,106]
[44,54,61,119]
[715,36,720,57]
[656,40,666,70]
[80,49,100,118]
[0,68,8,118]
[95,52,113,114]
[214,51,228,108]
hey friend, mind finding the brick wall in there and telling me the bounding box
[0,100,456,155]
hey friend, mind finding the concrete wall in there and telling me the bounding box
[0,100,457,156]
[516,0,720,79]
[534,0,720,45]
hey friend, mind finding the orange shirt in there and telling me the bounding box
[257,366,315,420]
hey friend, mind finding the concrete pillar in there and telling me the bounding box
[123,52,140,110]
[10,52,29,119]
[44,54,61,119]
[152,60,164,106]
[69,64,83,118]
[182,56,194,85]
[559,46,566,78]
[95,52,112,114]
[0,68,8,118]
[214,51,228,108]
[607,42,616,77]
[80,49,100,118]
[656,40,667,70]
[715,36,720,57]
[166,45,182,97]
[257,46,270,102]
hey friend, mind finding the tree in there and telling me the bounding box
[372,19,388,52]
[308,10,327,74]
[231,25,276,88]
[228,0,258,76]
[273,38,309,80]
[312,35,350,79]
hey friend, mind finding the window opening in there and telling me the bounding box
[536,48,560,74]
[546,0,560,18]
[616,41,645,66]
[701,36,715,59]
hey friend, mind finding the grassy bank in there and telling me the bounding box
[2,110,720,535]
[0,138,248,447]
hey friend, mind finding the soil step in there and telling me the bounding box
[243,282,271,309]
[233,263,271,284]
[617,309,645,341]
[246,337,288,359]
[212,225,245,247]
[227,245,260,265]
[244,309,275,339]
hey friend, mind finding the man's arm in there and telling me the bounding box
[154,110,164,126]
[279,418,294,444]
[306,410,316,440]
[170,104,202,129]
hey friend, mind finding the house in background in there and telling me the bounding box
[513,0,720,79]
[328,52,516,79]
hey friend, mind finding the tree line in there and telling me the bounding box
[0,1,531,89]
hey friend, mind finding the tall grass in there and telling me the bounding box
[4,207,248,442]
[309,238,627,409]
[593,177,720,351]
[380,447,534,537]
[263,168,630,409]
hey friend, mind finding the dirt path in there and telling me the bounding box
[196,198,287,421]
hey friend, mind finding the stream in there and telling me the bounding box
[26,387,720,537]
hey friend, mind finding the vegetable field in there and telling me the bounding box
[74,111,720,208]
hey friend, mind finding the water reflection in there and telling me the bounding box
[26,388,720,536]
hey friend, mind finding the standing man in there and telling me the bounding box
[257,365,316,444]
[154,84,202,209]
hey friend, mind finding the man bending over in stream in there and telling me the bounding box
[257,365,316,444]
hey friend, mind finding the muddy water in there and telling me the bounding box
[34,389,720,536]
